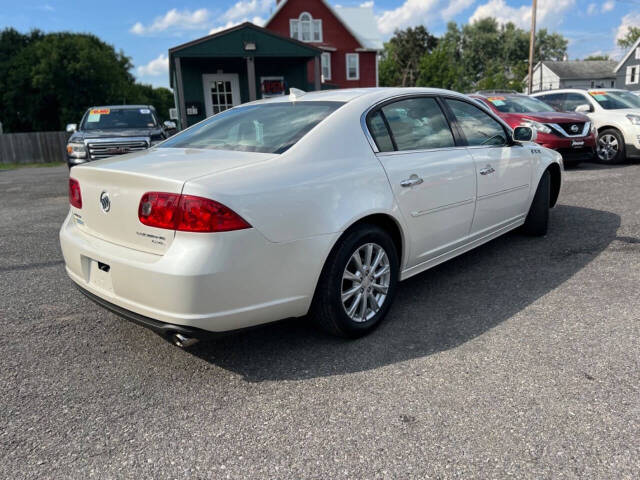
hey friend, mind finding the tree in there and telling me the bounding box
[379,26,438,87]
[417,19,568,93]
[535,29,568,61]
[0,29,175,132]
[584,54,610,61]
[617,26,640,49]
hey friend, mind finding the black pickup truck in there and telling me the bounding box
[65,105,176,168]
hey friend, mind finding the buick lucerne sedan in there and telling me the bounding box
[60,88,562,346]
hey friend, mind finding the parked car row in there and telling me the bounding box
[531,89,640,164]
[470,91,596,167]
[66,105,176,169]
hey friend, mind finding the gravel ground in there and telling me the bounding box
[1,163,639,479]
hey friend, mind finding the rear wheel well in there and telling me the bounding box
[340,214,403,265]
[547,163,561,208]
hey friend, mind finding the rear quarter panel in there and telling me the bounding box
[181,98,403,245]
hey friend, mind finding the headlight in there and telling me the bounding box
[521,120,552,134]
[66,142,87,159]
[626,114,640,126]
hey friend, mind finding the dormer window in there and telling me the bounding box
[290,12,322,43]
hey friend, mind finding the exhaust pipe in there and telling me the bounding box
[170,332,199,348]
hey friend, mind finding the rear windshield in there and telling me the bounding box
[81,108,158,130]
[589,90,640,110]
[483,95,554,113]
[159,101,344,154]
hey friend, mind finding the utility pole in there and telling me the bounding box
[527,0,537,94]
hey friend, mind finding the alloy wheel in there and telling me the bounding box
[341,243,391,323]
[597,133,619,162]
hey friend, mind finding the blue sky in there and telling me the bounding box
[1,0,638,89]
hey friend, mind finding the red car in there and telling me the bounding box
[470,92,597,166]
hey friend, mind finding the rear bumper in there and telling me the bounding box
[60,212,337,333]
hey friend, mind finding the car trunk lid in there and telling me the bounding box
[69,148,274,254]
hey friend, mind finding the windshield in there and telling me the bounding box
[159,101,344,154]
[81,108,158,130]
[484,95,555,113]
[589,90,640,110]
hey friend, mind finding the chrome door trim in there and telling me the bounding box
[477,184,529,200]
[411,198,475,217]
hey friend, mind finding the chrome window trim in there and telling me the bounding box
[360,92,516,156]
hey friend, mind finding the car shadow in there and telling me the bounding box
[187,205,620,382]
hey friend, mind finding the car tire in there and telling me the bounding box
[310,224,399,338]
[522,170,550,237]
[597,128,626,164]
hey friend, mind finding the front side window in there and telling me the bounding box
[445,99,507,147]
[160,102,343,154]
[346,53,359,80]
[379,97,455,151]
[321,52,331,81]
[563,92,591,112]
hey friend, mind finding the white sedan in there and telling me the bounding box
[60,88,562,346]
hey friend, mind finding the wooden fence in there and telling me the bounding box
[0,132,70,165]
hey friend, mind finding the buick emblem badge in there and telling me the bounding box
[570,124,579,133]
[99,191,111,213]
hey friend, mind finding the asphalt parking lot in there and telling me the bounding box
[1,163,639,479]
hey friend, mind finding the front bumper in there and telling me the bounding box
[60,212,337,333]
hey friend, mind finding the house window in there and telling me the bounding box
[346,53,359,80]
[611,80,615,87]
[636,47,640,60]
[321,52,331,81]
[590,80,594,88]
[628,65,639,85]
[289,12,322,43]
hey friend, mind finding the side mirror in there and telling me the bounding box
[575,104,592,113]
[163,120,177,130]
[66,123,77,133]
[513,126,536,143]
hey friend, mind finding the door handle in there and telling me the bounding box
[479,165,495,175]
[400,175,424,187]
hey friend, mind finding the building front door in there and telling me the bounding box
[203,74,241,117]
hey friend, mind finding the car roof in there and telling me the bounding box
[87,105,154,110]
[250,87,469,105]
[532,88,628,95]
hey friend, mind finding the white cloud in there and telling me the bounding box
[222,0,271,22]
[137,54,169,77]
[469,0,574,30]
[130,8,210,35]
[587,3,597,15]
[602,1,614,13]
[360,1,374,7]
[209,16,265,35]
[441,0,475,20]
[376,0,440,35]
[615,12,640,43]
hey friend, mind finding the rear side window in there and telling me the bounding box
[160,101,343,154]
[563,93,590,112]
[367,111,394,152]
[445,99,508,147]
[536,93,564,111]
[380,97,455,151]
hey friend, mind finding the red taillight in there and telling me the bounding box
[69,178,82,209]
[138,192,251,233]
